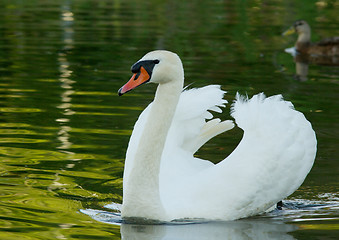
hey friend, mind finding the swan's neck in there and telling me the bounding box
[122,79,183,221]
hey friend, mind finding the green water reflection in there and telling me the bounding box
[0,0,338,239]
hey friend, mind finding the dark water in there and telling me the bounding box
[0,0,339,239]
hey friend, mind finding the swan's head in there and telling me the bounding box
[283,20,311,37]
[118,50,184,96]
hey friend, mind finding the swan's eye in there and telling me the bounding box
[153,59,160,64]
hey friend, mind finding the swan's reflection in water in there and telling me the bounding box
[82,199,339,240]
[121,219,297,240]
[81,208,296,239]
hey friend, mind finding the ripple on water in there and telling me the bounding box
[81,197,339,226]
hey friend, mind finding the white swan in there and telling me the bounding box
[118,50,317,222]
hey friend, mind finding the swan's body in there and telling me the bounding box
[118,50,317,222]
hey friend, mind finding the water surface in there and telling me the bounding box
[0,0,339,239]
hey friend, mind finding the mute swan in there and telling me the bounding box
[118,50,317,223]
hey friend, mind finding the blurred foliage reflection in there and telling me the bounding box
[0,0,338,239]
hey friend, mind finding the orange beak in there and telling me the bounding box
[118,66,151,96]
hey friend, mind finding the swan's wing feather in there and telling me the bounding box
[176,85,228,121]
[225,93,316,197]
[169,85,234,154]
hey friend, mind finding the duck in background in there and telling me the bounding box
[283,20,339,80]
[283,20,339,58]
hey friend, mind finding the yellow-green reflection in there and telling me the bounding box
[0,108,44,113]
[0,0,338,239]
[0,138,50,143]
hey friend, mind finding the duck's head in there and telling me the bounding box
[283,20,311,38]
[118,50,184,96]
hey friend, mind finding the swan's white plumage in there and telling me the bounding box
[123,85,232,191]
[121,50,317,222]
